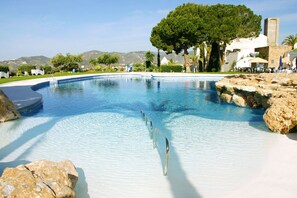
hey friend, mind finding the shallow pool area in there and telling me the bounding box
[0,76,280,197]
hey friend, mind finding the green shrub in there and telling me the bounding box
[40,65,53,74]
[118,67,125,72]
[102,67,116,72]
[53,67,60,73]
[133,63,144,72]
[160,65,183,72]
[95,65,102,72]
[0,65,9,72]
[133,67,143,72]
[17,64,36,75]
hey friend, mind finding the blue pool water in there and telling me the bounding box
[0,76,280,197]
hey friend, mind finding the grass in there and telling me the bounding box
[0,71,101,84]
[0,71,243,85]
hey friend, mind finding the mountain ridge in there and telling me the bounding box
[0,50,185,69]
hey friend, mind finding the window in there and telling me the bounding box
[271,60,274,64]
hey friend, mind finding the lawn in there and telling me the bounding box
[0,71,100,84]
[0,71,243,85]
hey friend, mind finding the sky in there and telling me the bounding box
[0,0,296,61]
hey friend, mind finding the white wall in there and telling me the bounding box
[226,34,268,56]
[161,57,169,65]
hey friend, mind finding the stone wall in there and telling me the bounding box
[255,46,292,67]
[216,73,297,134]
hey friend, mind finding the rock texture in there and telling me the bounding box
[216,73,297,134]
[0,90,20,122]
[0,160,78,198]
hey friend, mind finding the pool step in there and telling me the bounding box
[140,110,170,176]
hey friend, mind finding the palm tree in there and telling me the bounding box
[282,34,297,49]
[145,51,155,71]
[189,53,199,72]
[145,51,155,63]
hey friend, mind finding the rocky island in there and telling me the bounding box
[216,73,297,134]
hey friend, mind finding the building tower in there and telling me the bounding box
[264,18,280,46]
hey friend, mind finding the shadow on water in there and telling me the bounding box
[75,167,90,198]
[155,130,201,198]
[0,118,59,161]
[0,118,59,175]
[145,108,201,198]
[0,118,60,162]
[248,108,270,132]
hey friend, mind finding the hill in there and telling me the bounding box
[0,51,185,70]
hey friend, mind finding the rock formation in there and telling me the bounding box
[216,73,297,134]
[0,90,20,122]
[0,160,78,198]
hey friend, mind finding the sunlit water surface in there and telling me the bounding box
[0,76,280,197]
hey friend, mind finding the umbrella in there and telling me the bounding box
[249,57,268,64]
[279,56,283,70]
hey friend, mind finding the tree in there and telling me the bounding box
[189,52,199,72]
[198,42,209,72]
[51,53,82,71]
[145,51,155,69]
[51,54,65,68]
[97,53,119,68]
[89,59,98,67]
[157,49,161,67]
[145,51,155,63]
[150,3,207,73]
[282,34,297,49]
[17,64,36,75]
[40,65,53,74]
[205,4,261,71]
[151,3,261,72]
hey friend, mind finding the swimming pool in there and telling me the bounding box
[0,75,280,197]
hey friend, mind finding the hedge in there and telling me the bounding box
[160,65,183,72]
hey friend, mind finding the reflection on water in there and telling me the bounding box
[51,83,84,96]
[42,78,265,123]
[145,79,153,90]
[91,79,119,89]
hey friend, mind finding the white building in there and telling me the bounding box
[0,72,9,78]
[222,34,268,71]
[161,57,169,65]
[234,57,252,69]
[31,69,45,75]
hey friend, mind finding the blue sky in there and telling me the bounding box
[0,0,296,60]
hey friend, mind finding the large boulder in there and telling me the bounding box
[0,90,20,122]
[263,92,297,134]
[216,73,297,134]
[0,160,78,198]
[232,94,246,107]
